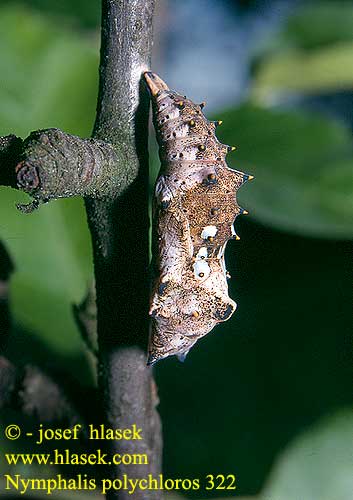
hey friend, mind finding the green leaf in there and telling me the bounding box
[215,104,353,238]
[0,5,99,138]
[0,6,97,354]
[251,2,353,101]
[1,191,93,354]
[282,3,353,50]
[2,0,100,29]
[252,43,353,103]
[262,410,353,500]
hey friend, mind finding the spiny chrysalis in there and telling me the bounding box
[145,72,253,365]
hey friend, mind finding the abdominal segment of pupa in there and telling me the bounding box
[145,72,253,365]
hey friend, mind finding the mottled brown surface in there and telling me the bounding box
[145,72,252,364]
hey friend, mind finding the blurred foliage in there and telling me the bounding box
[0,6,99,137]
[0,5,98,355]
[252,42,353,101]
[280,2,353,50]
[0,0,100,29]
[163,410,353,500]
[261,410,353,500]
[252,2,353,101]
[1,193,93,355]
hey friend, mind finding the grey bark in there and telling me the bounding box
[86,1,162,498]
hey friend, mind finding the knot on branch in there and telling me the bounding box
[16,161,40,191]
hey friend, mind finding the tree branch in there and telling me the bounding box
[85,1,162,498]
[0,129,127,213]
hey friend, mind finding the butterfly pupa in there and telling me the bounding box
[145,72,253,365]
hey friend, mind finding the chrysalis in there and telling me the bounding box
[145,72,253,365]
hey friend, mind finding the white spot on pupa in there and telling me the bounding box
[231,225,236,236]
[201,225,218,240]
[193,260,211,280]
[172,335,187,349]
[166,107,180,120]
[180,148,197,161]
[196,247,208,260]
[173,124,189,138]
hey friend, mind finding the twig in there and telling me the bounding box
[73,283,98,356]
[0,129,126,212]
